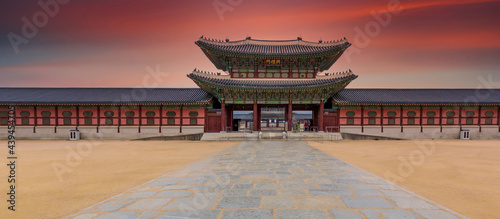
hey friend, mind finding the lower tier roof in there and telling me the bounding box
[187,70,358,90]
[0,88,499,105]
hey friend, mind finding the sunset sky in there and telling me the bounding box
[1,0,499,88]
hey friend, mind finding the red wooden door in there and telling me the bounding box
[323,111,339,132]
[205,113,221,132]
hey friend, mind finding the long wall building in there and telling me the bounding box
[1,36,499,140]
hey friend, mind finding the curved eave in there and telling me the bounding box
[188,74,358,99]
[197,41,350,58]
[199,46,227,71]
[320,49,347,71]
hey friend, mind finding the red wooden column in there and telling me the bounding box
[257,105,262,131]
[498,106,500,132]
[221,102,226,132]
[159,105,163,133]
[439,106,443,132]
[97,106,100,133]
[361,105,364,133]
[34,105,38,133]
[478,106,482,132]
[287,102,292,131]
[318,100,325,132]
[400,105,404,133]
[76,105,80,130]
[253,102,258,131]
[380,106,384,133]
[420,106,423,132]
[228,106,233,131]
[458,106,462,130]
[55,106,58,133]
[179,105,183,133]
[139,105,142,133]
[312,105,319,128]
[118,105,121,133]
[337,106,341,132]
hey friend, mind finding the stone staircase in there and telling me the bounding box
[200,131,342,141]
[259,132,286,139]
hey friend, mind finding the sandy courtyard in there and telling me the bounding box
[1,139,498,219]
[0,140,237,219]
[309,140,500,219]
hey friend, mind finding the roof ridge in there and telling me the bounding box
[0,87,203,90]
[341,88,497,90]
[197,36,348,47]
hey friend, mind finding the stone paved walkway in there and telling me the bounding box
[70,141,466,219]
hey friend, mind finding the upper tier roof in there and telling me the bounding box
[195,36,351,57]
[0,88,212,105]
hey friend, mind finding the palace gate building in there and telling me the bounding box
[1,36,500,140]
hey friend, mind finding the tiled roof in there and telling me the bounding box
[188,70,358,89]
[0,88,213,104]
[196,37,351,56]
[4,88,496,106]
[333,89,500,105]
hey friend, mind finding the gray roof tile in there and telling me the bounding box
[2,88,498,105]
[333,89,500,105]
[196,37,350,56]
[188,73,358,89]
[0,88,212,104]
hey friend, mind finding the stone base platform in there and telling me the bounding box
[200,132,343,141]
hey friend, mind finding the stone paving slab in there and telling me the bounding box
[68,141,468,219]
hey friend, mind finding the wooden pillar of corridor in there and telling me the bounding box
[228,106,233,131]
[288,102,293,131]
[253,102,258,131]
[221,102,226,132]
[318,100,325,132]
